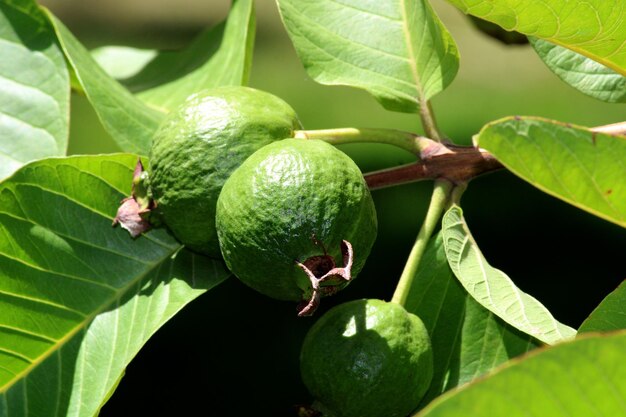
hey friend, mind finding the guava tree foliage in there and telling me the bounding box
[0,0,625,416]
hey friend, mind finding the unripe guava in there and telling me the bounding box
[215,139,377,315]
[300,299,433,417]
[149,86,302,257]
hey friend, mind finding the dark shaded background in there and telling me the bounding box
[40,1,626,415]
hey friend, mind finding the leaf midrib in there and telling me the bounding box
[400,0,425,100]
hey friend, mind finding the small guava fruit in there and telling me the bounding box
[215,138,377,316]
[148,86,302,257]
[300,299,434,417]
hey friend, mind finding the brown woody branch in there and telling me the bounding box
[364,143,502,189]
[363,121,626,190]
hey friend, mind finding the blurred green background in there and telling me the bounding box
[39,0,626,415]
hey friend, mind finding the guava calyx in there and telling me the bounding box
[296,239,353,317]
[113,159,156,238]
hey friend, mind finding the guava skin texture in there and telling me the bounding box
[300,299,434,417]
[215,139,377,311]
[149,86,302,257]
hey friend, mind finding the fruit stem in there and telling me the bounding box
[391,179,454,306]
[294,128,433,155]
[419,99,442,142]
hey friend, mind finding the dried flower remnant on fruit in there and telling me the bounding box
[113,159,155,237]
[296,240,354,317]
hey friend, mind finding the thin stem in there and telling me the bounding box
[294,127,434,155]
[391,180,454,306]
[419,99,442,142]
[449,182,467,206]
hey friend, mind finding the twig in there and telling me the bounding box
[364,120,624,189]
[364,144,503,189]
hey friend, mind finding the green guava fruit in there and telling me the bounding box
[215,138,377,316]
[149,86,302,257]
[300,299,433,417]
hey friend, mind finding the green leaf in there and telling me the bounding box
[277,0,459,113]
[442,205,576,345]
[43,10,164,155]
[477,117,626,229]
[135,0,256,111]
[445,0,626,76]
[416,331,626,417]
[0,2,69,180]
[531,38,626,103]
[0,155,229,416]
[579,281,626,333]
[405,233,538,406]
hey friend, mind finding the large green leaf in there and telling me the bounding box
[0,2,69,180]
[446,0,626,76]
[416,331,626,417]
[277,0,459,113]
[43,11,163,155]
[135,0,256,112]
[442,205,576,345]
[579,281,626,333]
[531,38,626,103]
[477,117,626,229]
[0,155,229,416]
[405,233,538,406]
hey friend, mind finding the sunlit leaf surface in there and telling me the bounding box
[446,0,626,76]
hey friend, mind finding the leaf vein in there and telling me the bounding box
[0,348,33,364]
[0,289,86,319]
[0,324,57,343]
[0,249,118,292]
